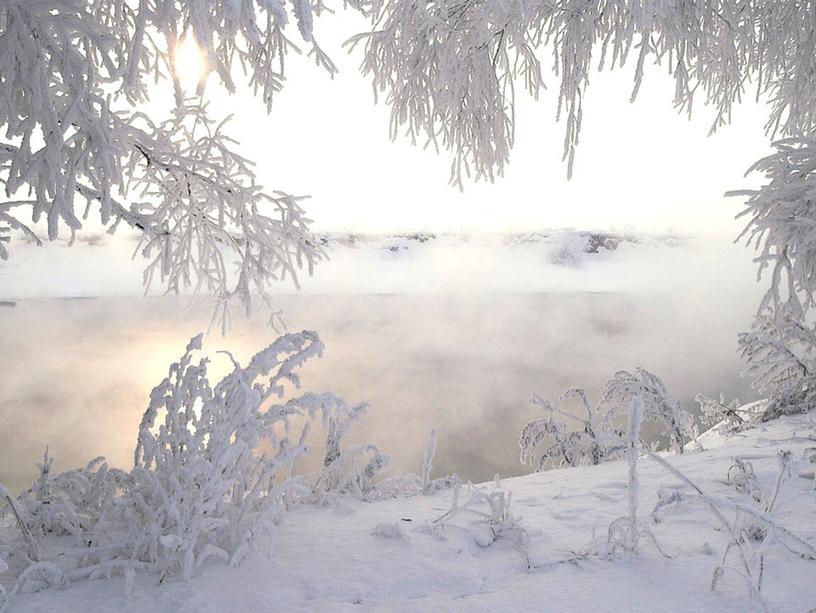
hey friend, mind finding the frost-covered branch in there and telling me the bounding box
[520,386,625,470]
[602,368,693,454]
[695,394,764,435]
[0,0,331,324]
[738,306,816,419]
[734,138,816,314]
[351,0,816,183]
[521,368,693,473]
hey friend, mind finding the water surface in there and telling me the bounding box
[0,291,757,492]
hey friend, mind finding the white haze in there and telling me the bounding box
[0,236,764,492]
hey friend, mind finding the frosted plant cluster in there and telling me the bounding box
[602,368,696,454]
[520,368,694,471]
[738,304,816,419]
[735,138,816,417]
[429,481,530,567]
[517,370,816,607]
[0,331,394,606]
[696,393,764,435]
[640,440,816,607]
[0,331,468,609]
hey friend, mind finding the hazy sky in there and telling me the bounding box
[0,13,777,297]
[174,11,773,236]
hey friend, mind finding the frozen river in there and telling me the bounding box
[0,233,764,491]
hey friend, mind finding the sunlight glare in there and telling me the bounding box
[173,36,207,93]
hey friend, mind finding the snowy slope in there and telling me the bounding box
[6,412,816,613]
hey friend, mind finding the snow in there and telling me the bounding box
[0,230,753,298]
[6,412,815,612]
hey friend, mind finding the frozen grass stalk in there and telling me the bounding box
[422,430,437,494]
[0,483,40,563]
[626,396,644,554]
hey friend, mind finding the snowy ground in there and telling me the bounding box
[5,412,815,612]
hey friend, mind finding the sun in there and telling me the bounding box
[172,36,207,93]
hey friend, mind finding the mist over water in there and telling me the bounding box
[0,236,763,492]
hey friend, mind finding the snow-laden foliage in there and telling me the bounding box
[732,139,816,417]
[0,1,328,326]
[430,482,529,566]
[600,400,816,608]
[351,0,816,185]
[735,139,816,317]
[739,306,816,419]
[0,483,39,565]
[0,330,392,606]
[521,369,692,472]
[602,368,693,454]
[311,442,390,499]
[266,391,393,500]
[520,387,625,470]
[696,394,763,435]
[15,451,130,548]
[365,428,462,498]
[128,331,327,579]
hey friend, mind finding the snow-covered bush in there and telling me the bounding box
[644,445,816,604]
[520,388,626,471]
[738,307,816,419]
[521,369,692,472]
[15,451,130,547]
[0,330,386,605]
[311,443,390,500]
[345,429,460,502]
[126,332,331,579]
[264,391,392,500]
[602,369,693,454]
[0,483,40,565]
[734,136,816,420]
[696,394,764,435]
[601,399,816,607]
[430,483,529,566]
